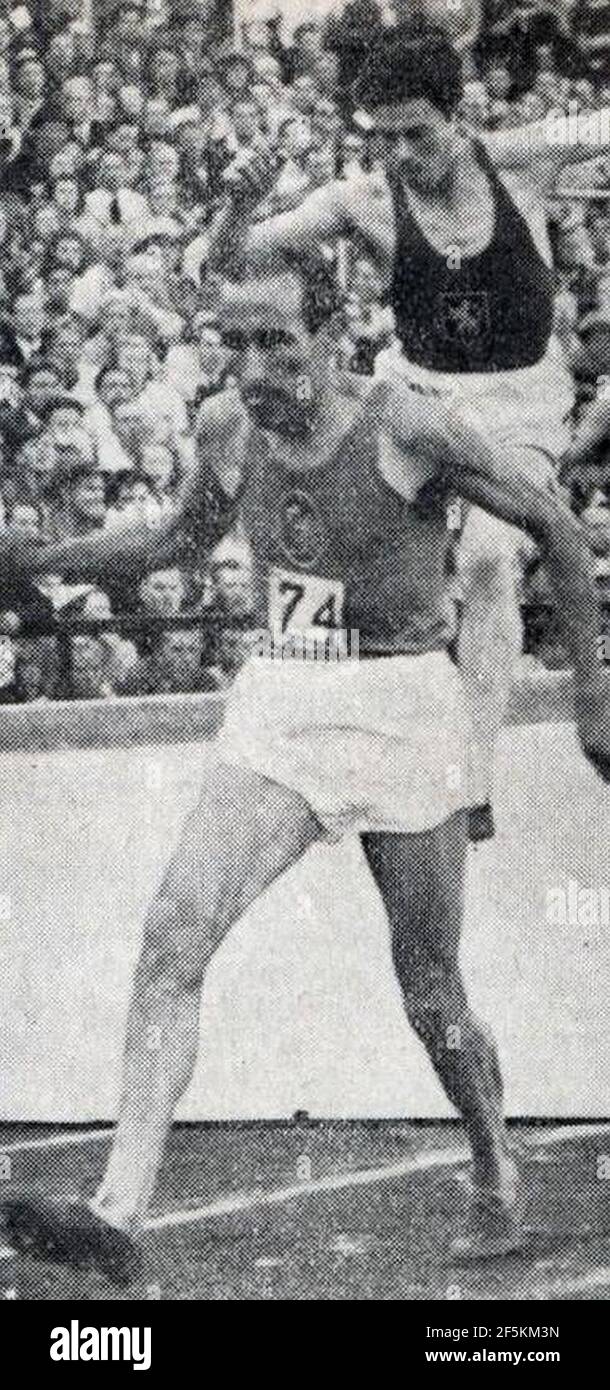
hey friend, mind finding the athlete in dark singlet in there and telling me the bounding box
[219,22,609,839]
[388,136,554,375]
[3,255,609,1280]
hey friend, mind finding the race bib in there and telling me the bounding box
[268,567,345,638]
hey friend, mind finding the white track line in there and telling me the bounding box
[145,1121,610,1233]
[147,1144,467,1231]
[528,1121,610,1149]
[3,1118,609,1162]
[2,1120,609,1238]
[0,1127,111,1155]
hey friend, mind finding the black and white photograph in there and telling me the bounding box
[1,0,610,1327]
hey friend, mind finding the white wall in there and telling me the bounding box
[2,718,610,1121]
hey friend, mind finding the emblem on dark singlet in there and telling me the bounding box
[436,290,492,350]
[280,490,326,569]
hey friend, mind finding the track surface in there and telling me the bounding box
[2,1121,610,1300]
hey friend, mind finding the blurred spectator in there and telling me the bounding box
[83,149,148,231]
[0,0,609,695]
[138,441,178,515]
[577,306,610,385]
[3,291,45,368]
[106,473,157,528]
[210,535,254,624]
[120,625,218,694]
[0,627,16,702]
[137,566,187,620]
[68,632,115,698]
[48,460,106,541]
[12,637,58,703]
[574,0,610,77]
[82,362,135,473]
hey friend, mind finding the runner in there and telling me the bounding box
[2,255,609,1280]
[218,22,608,838]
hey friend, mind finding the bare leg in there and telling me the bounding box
[457,509,522,812]
[93,762,321,1229]
[361,812,515,1200]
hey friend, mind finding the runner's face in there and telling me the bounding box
[219,278,324,441]
[373,97,456,193]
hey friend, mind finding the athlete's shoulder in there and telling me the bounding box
[303,171,389,223]
[334,369,441,449]
[195,384,247,438]
[336,371,403,430]
[370,373,435,445]
[480,125,557,190]
[342,166,390,201]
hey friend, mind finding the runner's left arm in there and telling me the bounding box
[482,107,610,179]
[385,384,610,778]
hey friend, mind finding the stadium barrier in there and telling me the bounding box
[2,610,610,1123]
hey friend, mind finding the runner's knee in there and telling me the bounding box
[394,942,465,1039]
[139,888,227,992]
[458,507,522,603]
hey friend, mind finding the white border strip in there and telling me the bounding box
[147,1144,466,1231]
[2,1117,609,1165]
[146,1121,610,1232]
[0,1127,111,1155]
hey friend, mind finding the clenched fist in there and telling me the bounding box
[222,148,279,210]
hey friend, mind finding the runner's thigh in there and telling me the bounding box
[361,811,469,967]
[156,762,323,955]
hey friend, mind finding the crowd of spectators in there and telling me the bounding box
[0,0,609,701]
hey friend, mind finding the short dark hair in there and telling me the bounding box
[353,22,463,120]
[95,361,130,392]
[40,393,84,422]
[22,359,61,385]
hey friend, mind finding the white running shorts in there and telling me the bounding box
[212,649,470,839]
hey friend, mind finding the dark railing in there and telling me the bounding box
[2,608,256,700]
[3,598,609,702]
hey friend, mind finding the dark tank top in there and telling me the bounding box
[240,385,454,658]
[390,141,554,373]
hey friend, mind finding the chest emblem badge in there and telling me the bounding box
[279,489,326,569]
[436,290,492,349]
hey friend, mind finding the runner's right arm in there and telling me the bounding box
[3,412,243,586]
[12,512,183,586]
[207,150,352,275]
